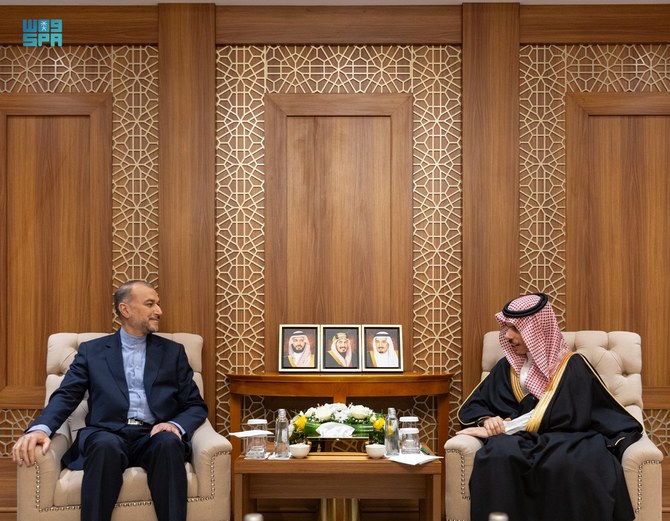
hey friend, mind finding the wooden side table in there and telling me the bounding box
[234,452,441,521]
[226,373,452,461]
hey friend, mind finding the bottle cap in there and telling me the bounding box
[399,416,419,422]
[243,514,264,521]
[247,419,267,426]
[488,513,509,521]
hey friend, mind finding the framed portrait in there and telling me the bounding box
[362,325,403,372]
[320,325,362,372]
[278,325,319,372]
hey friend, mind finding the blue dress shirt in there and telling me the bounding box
[120,328,156,424]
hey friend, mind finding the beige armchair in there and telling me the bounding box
[17,332,232,521]
[445,331,663,521]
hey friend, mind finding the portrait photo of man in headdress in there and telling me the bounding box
[363,325,403,372]
[321,326,361,372]
[279,325,319,372]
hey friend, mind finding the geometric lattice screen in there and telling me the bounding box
[520,43,670,455]
[1,42,668,458]
[0,44,158,455]
[215,45,463,449]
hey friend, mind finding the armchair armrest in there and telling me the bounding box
[190,419,232,498]
[444,434,484,521]
[17,433,69,513]
[621,434,663,519]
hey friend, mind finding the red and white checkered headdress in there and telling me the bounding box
[495,293,568,398]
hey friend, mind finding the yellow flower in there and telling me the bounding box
[373,417,385,431]
[295,415,307,431]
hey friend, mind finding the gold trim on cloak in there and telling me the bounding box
[457,363,528,427]
[576,352,644,430]
[456,380,486,426]
[524,351,643,433]
[510,367,525,402]
[459,350,642,433]
[526,352,575,432]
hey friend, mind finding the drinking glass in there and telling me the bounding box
[399,427,420,454]
[245,418,268,459]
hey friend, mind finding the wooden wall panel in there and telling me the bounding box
[285,116,391,322]
[7,115,90,391]
[0,6,157,44]
[521,5,670,44]
[461,4,520,394]
[265,94,412,372]
[0,93,112,408]
[158,4,216,416]
[216,6,461,44]
[0,458,15,518]
[566,92,670,408]
[0,1,667,517]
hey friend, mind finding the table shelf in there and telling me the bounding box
[234,452,441,521]
[226,372,452,460]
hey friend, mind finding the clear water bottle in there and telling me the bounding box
[384,407,400,456]
[274,408,290,459]
[488,513,509,521]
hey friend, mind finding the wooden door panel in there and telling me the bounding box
[324,116,391,322]
[286,116,391,324]
[7,115,91,389]
[285,117,321,322]
[266,94,412,372]
[0,94,112,407]
[567,93,670,405]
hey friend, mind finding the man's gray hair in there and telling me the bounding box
[113,279,154,317]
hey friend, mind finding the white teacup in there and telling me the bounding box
[289,443,310,458]
[365,443,385,459]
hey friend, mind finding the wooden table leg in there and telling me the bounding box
[320,498,330,520]
[230,395,243,519]
[319,498,360,521]
[437,392,449,521]
[230,392,242,462]
[234,473,255,521]
[233,473,243,521]
[349,498,360,521]
[437,392,449,457]
[430,472,441,521]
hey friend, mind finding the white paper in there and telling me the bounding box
[504,411,533,435]
[315,421,355,438]
[387,453,442,466]
[229,429,273,438]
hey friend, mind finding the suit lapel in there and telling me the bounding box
[105,330,129,400]
[144,334,165,396]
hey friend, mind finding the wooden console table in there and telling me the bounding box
[234,452,441,521]
[226,373,452,461]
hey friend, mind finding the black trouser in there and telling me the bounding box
[81,424,187,521]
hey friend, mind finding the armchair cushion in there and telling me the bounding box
[18,332,232,521]
[445,330,663,521]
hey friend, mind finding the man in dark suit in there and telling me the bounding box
[12,280,208,521]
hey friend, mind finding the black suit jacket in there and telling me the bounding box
[31,331,208,469]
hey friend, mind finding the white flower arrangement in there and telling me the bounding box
[289,403,386,444]
[303,403,378,424]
